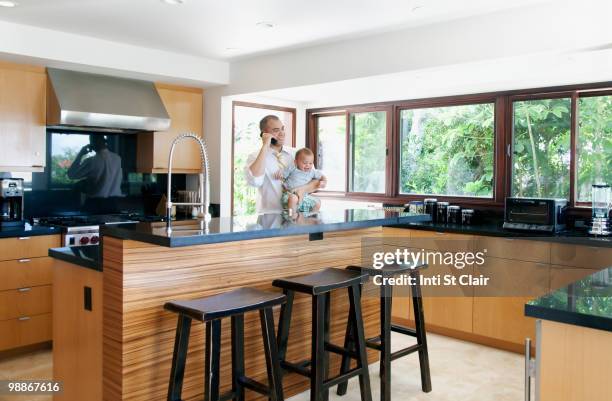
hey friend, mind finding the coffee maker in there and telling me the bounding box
[0,178,25,228]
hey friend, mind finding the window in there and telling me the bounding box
[232,102,295,215]
[349,111,387,194]
[316,114,346,192]
[511,98,571,199]
[399,103,495,197]
[307,83,611,208]
[577,95,612,202]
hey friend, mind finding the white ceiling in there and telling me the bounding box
[0,0,551,61]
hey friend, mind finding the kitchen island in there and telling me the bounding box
[80,209,428,401]
[525,267,612,401]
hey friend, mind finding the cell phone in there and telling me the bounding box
[260,132,278,145]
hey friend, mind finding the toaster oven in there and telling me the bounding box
[503,197,568,232]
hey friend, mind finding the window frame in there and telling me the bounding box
[306,81,612,211]
[231,101,297,216]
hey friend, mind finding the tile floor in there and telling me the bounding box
[0,333,529,401]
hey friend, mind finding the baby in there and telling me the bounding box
[276,148,327,213]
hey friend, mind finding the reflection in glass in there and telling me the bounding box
[512,98,571,199]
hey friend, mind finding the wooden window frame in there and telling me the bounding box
[306,81,612,211]
[231,101,297,216]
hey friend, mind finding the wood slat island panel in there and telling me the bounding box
[103,227,383,401]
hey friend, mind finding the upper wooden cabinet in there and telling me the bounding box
[137,83,204,173]
[0,61,46,172]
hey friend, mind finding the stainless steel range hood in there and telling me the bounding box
[46,68,171,134]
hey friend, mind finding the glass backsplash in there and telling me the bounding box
[2,130,186,218]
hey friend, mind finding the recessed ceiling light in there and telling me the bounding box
[255,21,275,29]
[411,5,424,12]
[225,47,240,51]
[0,1,18,7]
[160,0,184,5]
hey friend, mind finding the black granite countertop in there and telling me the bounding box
[49,245,101,271]
[397,220,612,248]
[0,222,60,238]
[101,209,431,247]
[525,267,612,332]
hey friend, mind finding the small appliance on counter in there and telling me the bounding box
[0,178,25,228]
[424,198,438,223]
[589,184,611,236]
[503,197,568,233]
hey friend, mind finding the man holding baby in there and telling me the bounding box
[245,115,327,214]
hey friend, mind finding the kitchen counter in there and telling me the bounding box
[0,222,60,238]
[101,208,431,247]
[525,267,612,332]
[49,245,101,271]
[397,220,612,248]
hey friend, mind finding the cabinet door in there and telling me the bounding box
[138,84,203,173]
[473,257,549,344]
[421,261,474,333]
[0,63,46,170]
[550,265,598,291]
[551,243,612,269]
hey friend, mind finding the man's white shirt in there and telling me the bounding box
[244,146,296,213]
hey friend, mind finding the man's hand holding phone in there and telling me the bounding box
[261,132,278,148]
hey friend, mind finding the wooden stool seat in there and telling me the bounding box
[347,262,427,277]
[164,287,286,321]
[272,268,368,295]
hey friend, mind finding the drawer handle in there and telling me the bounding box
[18,316,31,321]
[18,237,31,240]
[18,287,31,292]
[435,232,446,235]
[18,258,31,263]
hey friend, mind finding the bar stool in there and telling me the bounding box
[164,287,286,401]
[273,268,373,401]
[337,263,432,401]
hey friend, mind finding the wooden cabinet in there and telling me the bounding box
[0,234,59,351]
[385,227,609,354]
[53,259,102,401]
[472,257,550,344]
[550,243,612,269]
[0,61,46,172]
[137,83,204,173]
[538,320,612,401]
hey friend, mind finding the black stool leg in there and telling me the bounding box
[260,307,285,401]
[204,319,222,401]
[168,314,192,401]
[349,284,373,401]
[380,284,392,401]
[311,295,326,401]
[336,289,356,396]
[277,289,294,364]
[231,315,245,401]
[411,271,432,393]
[322,293,331,401]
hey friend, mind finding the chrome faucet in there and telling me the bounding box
[166,133,211,233]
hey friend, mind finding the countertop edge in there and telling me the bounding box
[525,303,612,333]
[49,247,102,272]
[101,214,431,248]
